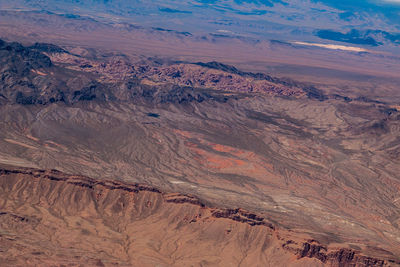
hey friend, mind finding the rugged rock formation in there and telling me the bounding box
[0,39,324,106]
[0,166,397,266]
[284,240,390,267]
[1,39,385,108]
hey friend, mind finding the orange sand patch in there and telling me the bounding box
[187,142,270,174]
[178,131,274,177]
[212,143,236,153]
[206,156,246,169]
[208,142,246,157]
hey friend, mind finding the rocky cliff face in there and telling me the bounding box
[287,240,390,267]
[0,166,397,266]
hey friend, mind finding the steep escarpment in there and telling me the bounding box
[284,240,392,267]
[0,166,397,266]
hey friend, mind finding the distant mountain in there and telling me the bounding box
[315,29,400,47]
[6,0,400,52]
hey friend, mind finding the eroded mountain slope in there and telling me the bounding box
[0,166,394,266]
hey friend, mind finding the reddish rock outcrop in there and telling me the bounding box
[0,166,398,266]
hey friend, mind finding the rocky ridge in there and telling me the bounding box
[0,166,398,266]
[0,39,321,106]
[2,39,388,107]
